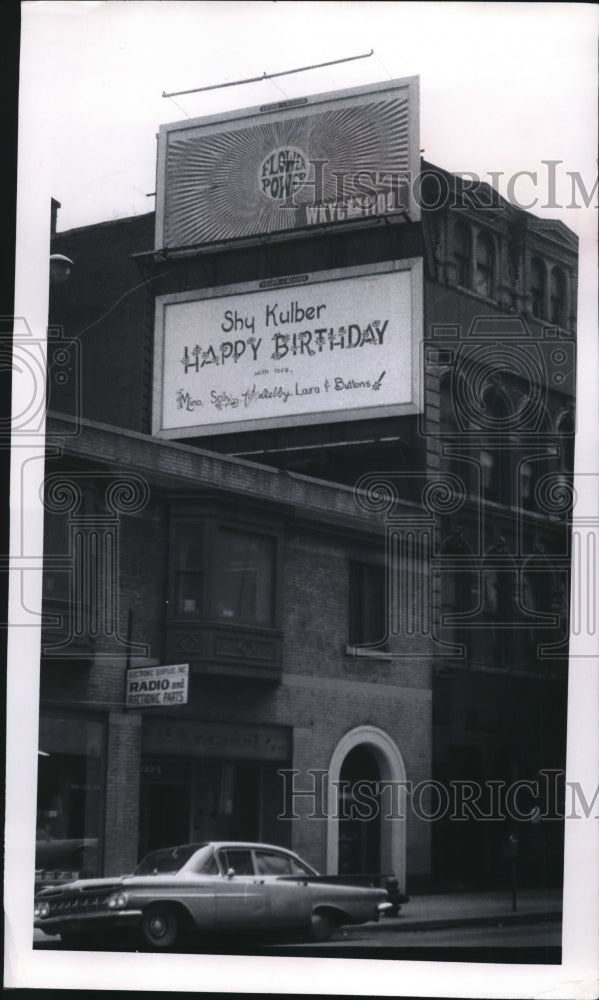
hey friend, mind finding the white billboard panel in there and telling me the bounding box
[156,77,419,250]
[152,260,423,438]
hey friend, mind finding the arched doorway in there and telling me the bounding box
[338,746,381,875]
[327,726,407,886]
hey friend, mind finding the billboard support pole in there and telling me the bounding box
[162,50,374,99]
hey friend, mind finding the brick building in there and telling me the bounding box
[37,81,576,894]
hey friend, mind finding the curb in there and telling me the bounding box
[340,909,563,936]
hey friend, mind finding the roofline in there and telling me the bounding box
[420,159,579,245]
[51,209,155,241]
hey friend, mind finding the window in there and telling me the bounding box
[216,529,275,626]
[134,844,201,876]
[175,525,204,617]
[474,232,494,298]
[479,449,496,494]
[481,538,517,669]
[196,852,219,876]
[289,855,316,876]
[550,267,566,327]
[349,561,387,649]
[171,522,276,627]
[255,851,292,875]
[530,258,545,319]
[520,462,535,510]
[36,716,104,881]
[556,410,575,480]
[254,850,315,876]
[454,220,470,287]
[217,848,254,875]
[439,530,477,663]
[440,373,458,431]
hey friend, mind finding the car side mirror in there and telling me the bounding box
[226,867,236,879]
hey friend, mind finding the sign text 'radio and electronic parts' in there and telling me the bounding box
[126,663,189,708]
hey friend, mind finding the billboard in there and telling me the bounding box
[155,77,419,250]
[152,259,423,439]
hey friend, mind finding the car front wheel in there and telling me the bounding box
[140,904,180,950]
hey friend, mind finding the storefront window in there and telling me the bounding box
[36,716,104,885]
[139,755,290,858]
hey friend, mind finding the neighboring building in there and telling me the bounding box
[37,82,576,894]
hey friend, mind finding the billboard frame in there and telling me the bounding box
[152,257,423,440]
[155,76,420,252]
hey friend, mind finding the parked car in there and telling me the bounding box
[34,841,395,949]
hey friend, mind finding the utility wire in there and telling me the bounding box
[76,269,175,338]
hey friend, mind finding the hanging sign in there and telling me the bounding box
[126,663,189,707]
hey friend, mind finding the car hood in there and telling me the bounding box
[37,873,222,896]
[37,876,127,896]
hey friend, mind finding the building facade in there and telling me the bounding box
[37,84,576,895]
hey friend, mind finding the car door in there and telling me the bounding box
[253,850,312,930]
[212,847,271,929]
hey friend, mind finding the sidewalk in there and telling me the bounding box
[354,887,563,934]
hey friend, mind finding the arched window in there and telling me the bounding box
[474,231,494,298]
[454,220,470,287]
[550,267,567,327]
[478,384,510,505]
[530,257,545,319]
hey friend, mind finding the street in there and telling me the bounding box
[34,918,562,963]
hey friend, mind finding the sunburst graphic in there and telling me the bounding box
[163,95,411,248]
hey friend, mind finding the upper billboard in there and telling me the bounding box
[155,77,419,251]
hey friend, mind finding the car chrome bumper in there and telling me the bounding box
[34,909,143,935]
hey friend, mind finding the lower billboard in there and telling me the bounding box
[152,259,423,439]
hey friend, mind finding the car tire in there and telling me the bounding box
[308,911,337,943]
[140,904,180,950]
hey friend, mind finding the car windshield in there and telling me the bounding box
[133,844,208,875]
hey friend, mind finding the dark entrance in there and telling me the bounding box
[139,757,291,861]
[338,745,381,875]
[139,758,191,857]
